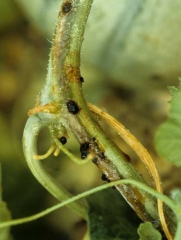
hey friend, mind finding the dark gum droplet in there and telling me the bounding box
[80,142,90,152]
[101,174,108,181]
[59,137,67,145]
[67,100,80,114]
[99,152,105,158]
[80,76,84,82]
[62,2,72,13]
[81,153,87,159]
[92,158,98,164]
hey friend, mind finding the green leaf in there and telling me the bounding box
[0,202,12,240]
[86,188,140,240]
[0,165,13,240]
[137,222,162,240]
[155,83,181,166]
[170,189,181,205]
[167,86,178,96]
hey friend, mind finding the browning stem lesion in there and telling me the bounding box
[23,0,176,238]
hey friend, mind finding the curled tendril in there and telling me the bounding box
[33,143,56,160]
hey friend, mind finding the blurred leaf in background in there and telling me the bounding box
[137,222,162,240]
[87,188,141,240]
[0,165,13,240]
[155,82,181,166]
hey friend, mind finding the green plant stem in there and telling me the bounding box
[174,219,181,240]
[0,180,177,234]
[54,0,160,225]
[62,2,177,235]
[23,115,88,220]
[0,164,2,202]
[22,0,177,236]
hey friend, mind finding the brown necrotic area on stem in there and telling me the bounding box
[92,155,154,222]
[65,65,80,82]
[62,2,72,13]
